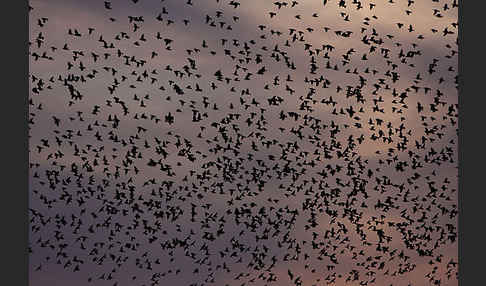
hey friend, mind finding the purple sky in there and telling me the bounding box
[29,0,458,285]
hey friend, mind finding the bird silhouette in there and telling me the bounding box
[28,0,458,286]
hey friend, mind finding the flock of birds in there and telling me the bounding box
[28,0,458,285]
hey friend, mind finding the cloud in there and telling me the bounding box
[29,0,458,285]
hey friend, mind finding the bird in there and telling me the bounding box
[27,0,458,286]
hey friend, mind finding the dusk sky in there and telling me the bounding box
[29,0,458,285]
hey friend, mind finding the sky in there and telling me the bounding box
[28,0,458,285]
